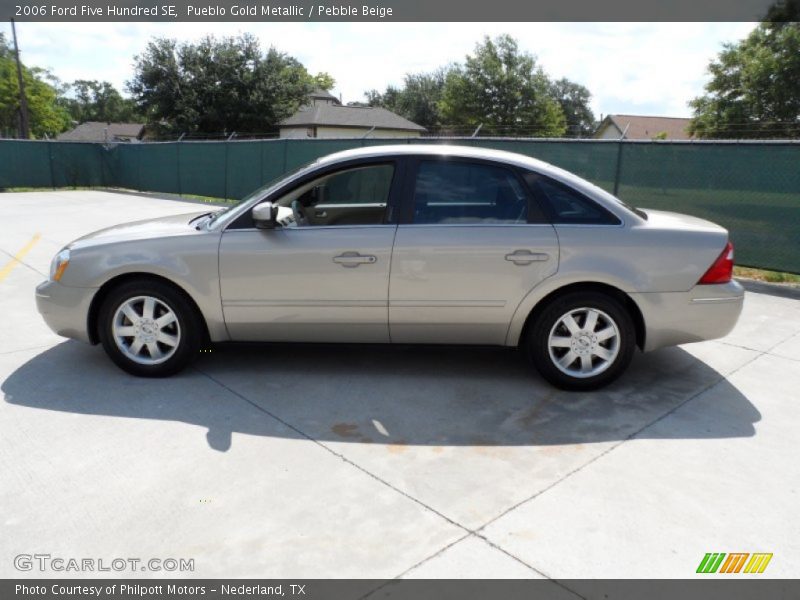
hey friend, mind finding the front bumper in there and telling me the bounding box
[35,280,98,344]
[631,280,745,352]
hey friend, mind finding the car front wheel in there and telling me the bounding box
[526,291,636,390]
[98,279,202,377]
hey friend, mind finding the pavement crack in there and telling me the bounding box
[473,346,766,538]
[0,246,46,278]
[193,366,470,534]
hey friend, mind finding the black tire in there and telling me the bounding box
[98,279,203,377]
[525,291,636,391]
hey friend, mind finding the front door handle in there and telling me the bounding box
[333,252,378,268]
[505,250,549,265]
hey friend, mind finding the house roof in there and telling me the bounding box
[57,122,145,142]
[279,104,426,132]
[309,88,340,103]
[596,114,693,140]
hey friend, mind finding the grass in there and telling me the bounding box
[734,266,800,284]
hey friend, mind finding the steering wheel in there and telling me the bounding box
[291,199,307,227]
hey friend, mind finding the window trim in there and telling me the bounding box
[399,156,549,226]
[521,171,623,227]
[225,157,406,231]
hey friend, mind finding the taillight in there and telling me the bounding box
[698,241,734,284]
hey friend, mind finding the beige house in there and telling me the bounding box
[278,90,426,139]
[593,114,693,140]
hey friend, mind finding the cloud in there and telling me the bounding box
[6,21,756,117]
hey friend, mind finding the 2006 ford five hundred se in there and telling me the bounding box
[36,145,744,390]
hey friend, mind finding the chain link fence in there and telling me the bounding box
[1,137,798,273]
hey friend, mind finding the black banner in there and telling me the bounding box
[4,580,800,600]
[0,0,785,22]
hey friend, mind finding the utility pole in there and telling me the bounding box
[10,19,31,139]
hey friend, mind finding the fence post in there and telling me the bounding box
[176,141,182,197]
[259,139,265,185]
[224,140,229,201]
[613,140,624,197]
[47,141,55,189]
[99,144,107,188]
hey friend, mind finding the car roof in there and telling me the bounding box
[316,144,554,171]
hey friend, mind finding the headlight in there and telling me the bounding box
[49,248,70,282]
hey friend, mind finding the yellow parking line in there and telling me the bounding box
[0,233,41,282]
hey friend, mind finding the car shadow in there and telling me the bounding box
[2,340,759,452]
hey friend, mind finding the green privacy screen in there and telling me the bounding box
[1,138,798,273]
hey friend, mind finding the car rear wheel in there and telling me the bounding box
[98,279,202,377]
[525,291,635,390]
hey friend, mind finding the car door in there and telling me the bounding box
[389,157,559,345]
[219,161,400,342]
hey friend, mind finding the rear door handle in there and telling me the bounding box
[505,250,549,265]
[333,252,378,268]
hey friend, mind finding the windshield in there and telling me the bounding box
[206,160,318,226]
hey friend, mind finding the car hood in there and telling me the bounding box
[69,211,212,250]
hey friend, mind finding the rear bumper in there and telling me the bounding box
[35,280,97,344]
[631,280,744,352]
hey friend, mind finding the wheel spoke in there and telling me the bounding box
[584,309,599,332]
[156,312,176,328]
[558,351,578,369]
[550,336,572,348]
[562,314,581,335]
[142,297,156,320]
[115,325,136,337]
[595,327,616,342]
[122,304,140,324]
[156,331,178,347]
[146,342,163,360]
[129,338,144,356]
[593,346,613,361]
[580,355,592,373]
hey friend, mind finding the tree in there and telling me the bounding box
[365,68,449,131]
[127,34,316,136]
[549,78,595,137]
[439,35,566,136]
[689,22,800,139]
[313,72,336,91]
[0,34,71,138]
[62,80,140,124]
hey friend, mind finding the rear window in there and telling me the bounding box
[525,173,621,225]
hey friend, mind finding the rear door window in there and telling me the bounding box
[412,160,535,224]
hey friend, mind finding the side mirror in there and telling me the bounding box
[252,202,278,229]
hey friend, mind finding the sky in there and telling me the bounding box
[5,22,757,119]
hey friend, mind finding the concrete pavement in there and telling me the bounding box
[0,191,797,584]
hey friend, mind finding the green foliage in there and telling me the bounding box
[366,68,449,130]
[61,80,140,124]
[127,34,315,135]
[689,23,800,139]
[439,35,566,136]
[313,72,336,91]
[549,78,596,137]
[0,33,71,138]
